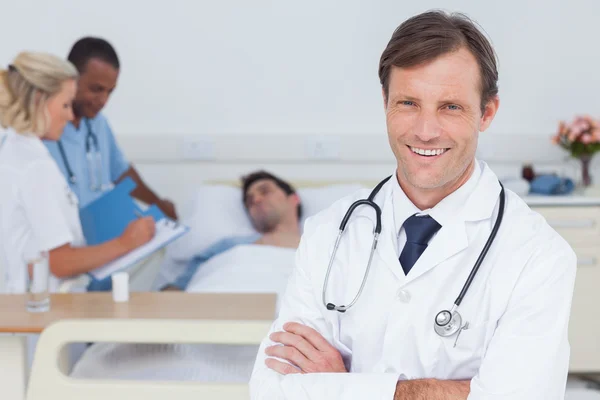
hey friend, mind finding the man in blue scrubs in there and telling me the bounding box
[44,37,177,219]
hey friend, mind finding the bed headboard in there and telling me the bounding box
[205,180,381,188]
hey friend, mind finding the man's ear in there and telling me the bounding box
[290,193,300,206]
[479,95,500,132]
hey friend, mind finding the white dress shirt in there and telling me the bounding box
[392,161,482,258]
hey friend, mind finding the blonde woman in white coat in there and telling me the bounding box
[0,52,155,293]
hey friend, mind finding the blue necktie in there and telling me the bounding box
[399,214,441,275]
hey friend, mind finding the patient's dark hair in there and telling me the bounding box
[241,170,302,220]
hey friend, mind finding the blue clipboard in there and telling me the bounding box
[79,177,189,283]
[79,177,165,246]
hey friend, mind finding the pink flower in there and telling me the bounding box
[581,133,593,144]
[553,115,600,146]
[568,128,580,142]
[573,116,591,129]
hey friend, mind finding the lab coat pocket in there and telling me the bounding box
[436,321,492,379]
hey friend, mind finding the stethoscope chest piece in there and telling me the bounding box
[434,309,463,337]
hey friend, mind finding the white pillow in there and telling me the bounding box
[166,183,367,262]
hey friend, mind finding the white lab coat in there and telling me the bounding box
[250,160,577,400]
[0,128,85,293]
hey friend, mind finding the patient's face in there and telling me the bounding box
[244,179,297,232]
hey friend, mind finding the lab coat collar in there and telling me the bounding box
[375,159,501,284]
[391,160,482,234]
[457,160,502,223]
[4,128,48,154]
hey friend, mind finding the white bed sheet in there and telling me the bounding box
[70,244,295,382]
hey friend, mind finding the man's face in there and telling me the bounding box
[384,47,499,195]
[244,179,299,233]
[73,58,118,119]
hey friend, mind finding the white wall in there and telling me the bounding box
[1,0,599,138]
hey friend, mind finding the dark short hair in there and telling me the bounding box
[241,170,302,220]
[378,10,498,113]
[67,37,120,73]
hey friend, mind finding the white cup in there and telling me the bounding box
[111,272,129,302]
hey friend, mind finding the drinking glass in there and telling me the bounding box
[26,250,50,312]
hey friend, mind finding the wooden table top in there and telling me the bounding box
[0,292,277,334]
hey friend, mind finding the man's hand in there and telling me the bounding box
[157,199,178,220]
[160,284,182,291]
[265,322,347,375]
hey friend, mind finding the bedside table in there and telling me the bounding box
[524,193,600,373]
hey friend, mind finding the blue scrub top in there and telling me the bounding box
[44,114,130,208]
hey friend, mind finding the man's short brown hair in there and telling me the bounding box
[378,10,499,113]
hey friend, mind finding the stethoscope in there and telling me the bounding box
[57,118,108,192]
[322,175,506,338]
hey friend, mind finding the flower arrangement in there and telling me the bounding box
[552,115,600,187]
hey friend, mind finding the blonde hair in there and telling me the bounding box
[0,52,78,137]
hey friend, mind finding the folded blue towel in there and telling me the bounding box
[529,175,575,195]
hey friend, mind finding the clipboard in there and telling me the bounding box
[78,177,189,279]
[79,177,167,246]
[89,219,189,280]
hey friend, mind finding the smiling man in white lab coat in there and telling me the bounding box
[249,10,577,400]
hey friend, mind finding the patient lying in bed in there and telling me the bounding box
[71,170,303,382]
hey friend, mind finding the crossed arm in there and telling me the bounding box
[265,322,469,400]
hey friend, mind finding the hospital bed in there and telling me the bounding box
[23,180,371,398]
[0,181,353,398]
[26,319,271,400]
[0,291,275,400]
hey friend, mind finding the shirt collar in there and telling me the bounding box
[5,128,47,153]
[392,160,482,234]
